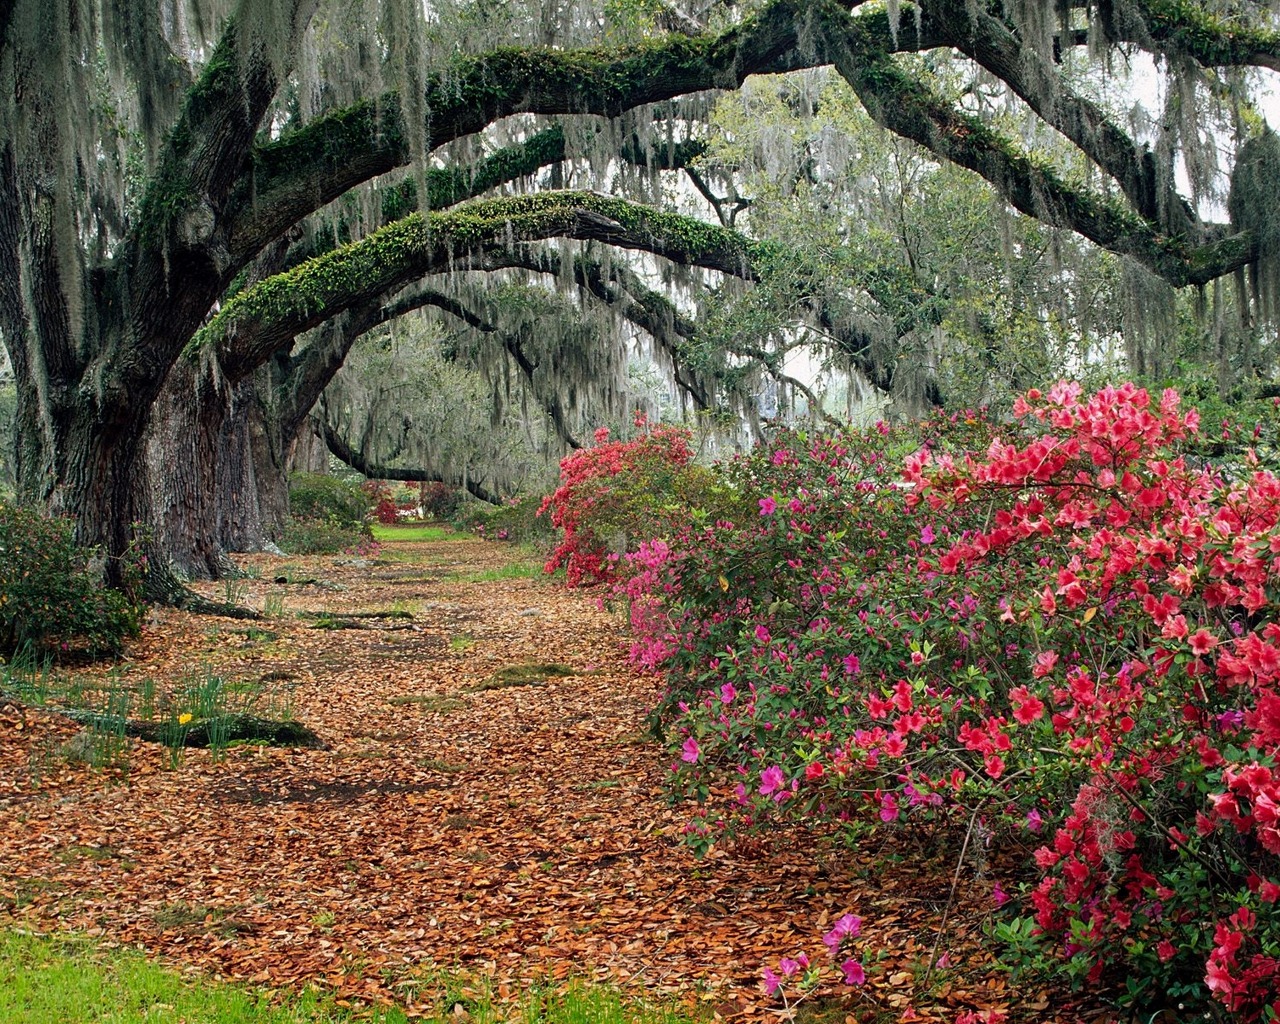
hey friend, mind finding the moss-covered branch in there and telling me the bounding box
[224,0,831,261]
[318,420,503,503]
[830,12,1254,287]
[905,3,1186,234]
[232,124,573,263]
[202,191,768,380]
[1120,0,1280,71]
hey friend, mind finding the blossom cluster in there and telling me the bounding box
[546,385,1280,1020]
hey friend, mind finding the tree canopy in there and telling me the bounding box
[4,0,1280,584]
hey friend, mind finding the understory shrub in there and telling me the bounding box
[420,481,461,520]
[538,420,732,586]
[0,503,141,658]
[284,473,373,554]
[549,385,1280,1021]
[455,494,557,547]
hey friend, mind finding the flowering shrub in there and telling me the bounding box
[575,385,1280,1021]
[362,480,400,524]
[538,420,709,587]
[419,481,460,521]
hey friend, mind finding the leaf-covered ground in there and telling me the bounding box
[0,531,1116,1022]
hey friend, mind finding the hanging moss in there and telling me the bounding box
[196,190,770,367]
[1228,128,1280,324]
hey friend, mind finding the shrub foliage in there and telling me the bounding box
[0,503,140,657]
[544,386,1280,1021]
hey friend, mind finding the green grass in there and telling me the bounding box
[0,930,700,1023]
[466,663,577,692]
[459,561,543,582]
[0,930,402,1023]
[370,524,458,543]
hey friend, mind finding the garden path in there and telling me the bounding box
[0,530,1109,1022]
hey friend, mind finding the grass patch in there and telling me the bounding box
[298,610,414,621]
[466,663,576,693]
[458,561,543,583]
[0,929,402,1023]
[387,693,468,713]
[448,634,475,652]
[370,524,458,543]
[417,757,468,773]
[0,930,700,1023]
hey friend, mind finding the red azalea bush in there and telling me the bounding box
[550,384,1280,1020]
[537,419,706,587]
[362,480,400,524]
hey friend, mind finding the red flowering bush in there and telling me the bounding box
[575,384,1280,1020]
[538,420,703,587]
[361,480,399,524]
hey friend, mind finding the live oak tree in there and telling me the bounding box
[4,0,1280,590]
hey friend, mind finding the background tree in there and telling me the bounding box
[4,0,1280,590]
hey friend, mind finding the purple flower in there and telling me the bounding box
[762,967,781,995]
[778,954,807,976]
[1025,809,1043,832]
[720,682,738,704]
[843,653,861,676]
[920,524,935,545]
[755,624,772,644]
[681,737,700,764]
[759,496,777,516]
[993,882,1010,907]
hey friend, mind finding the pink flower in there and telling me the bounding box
[761,967,781,996]
[759,496,777,516]
[759,765,786,796]
[755,624,772,644]
[992,882,1010,906]
[778,954,808,975]
[843,653,861,675]
[720,682,737,704]
[823,913,862,951]
[681,737,700,764]
[840,959,866,985]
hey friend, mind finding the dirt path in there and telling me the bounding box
[0,533,1106,1022]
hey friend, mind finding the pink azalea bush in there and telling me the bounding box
[545,384,1280,1020]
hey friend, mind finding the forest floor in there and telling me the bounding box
[0,528,1116,1023]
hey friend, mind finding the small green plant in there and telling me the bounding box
[222,576,248,607]
[262,592,286,618]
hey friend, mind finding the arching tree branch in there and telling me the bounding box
[319,419,503,504]
[204,191,767,379]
